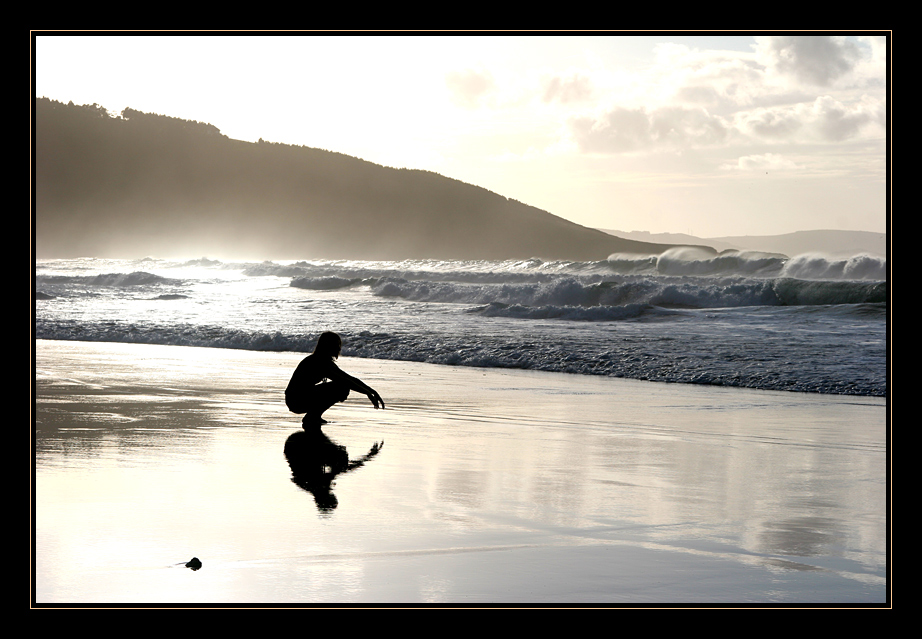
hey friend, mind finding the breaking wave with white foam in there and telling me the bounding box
[34,252,888,396]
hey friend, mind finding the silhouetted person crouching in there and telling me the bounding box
[286,332,385,429]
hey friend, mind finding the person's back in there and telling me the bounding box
[287,352,337,396]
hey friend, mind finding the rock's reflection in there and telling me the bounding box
[283,430,383,515]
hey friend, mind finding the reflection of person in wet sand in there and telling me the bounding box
[286,331,385,429]
[284,430,384,514]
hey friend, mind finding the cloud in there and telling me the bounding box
[737,95,884,143]
[737,106,803,140]
[542,74,593,104]
[809,94,882,141]
[756,35,862,87]
[445,69,496,108]
[570,105,729,153]
[651,44,766,109]
[720,152,800,172]
[569,95,883,156]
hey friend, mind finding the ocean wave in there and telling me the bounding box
[242,262,315,278]
[657,248,787,276]
[780,253,887,280]
[370,274,884,312]
[606,248,887,281]
[34,271,181,287]
[33,321,886,397]
[372,277,628,307]
[33,256,887,398]
[235,252,889,289]
[464,302,663,321]
[772,278,887,306]
[180,257,223,268]
[605,254,659,274]
[35,319,312,353]
[251,258,591,285]
[290,276,362,290]
[606,248,786,277]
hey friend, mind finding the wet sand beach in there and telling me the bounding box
[33,340,888,605]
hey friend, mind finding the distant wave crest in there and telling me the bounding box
[607,248,786,277]
[780,253,887,280]
[608,249,886,281]
[35,271,180,287]
[370,273,884,314]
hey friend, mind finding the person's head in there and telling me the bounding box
[313,331,342,359]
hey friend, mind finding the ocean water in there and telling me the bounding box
[33,248,887,397]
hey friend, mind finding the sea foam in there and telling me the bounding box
[780,253,887,281]
[34,255,888,397]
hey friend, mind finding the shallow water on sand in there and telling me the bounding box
[33,341,887,604]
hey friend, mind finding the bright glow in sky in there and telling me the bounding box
[34,33,888,237]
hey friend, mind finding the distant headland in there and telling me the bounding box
[34,98,709,261]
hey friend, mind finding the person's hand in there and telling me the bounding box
[368,391,385,409]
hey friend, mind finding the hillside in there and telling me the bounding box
[709,230,887,258]
[601,229,887,258]
[34,98,698,261]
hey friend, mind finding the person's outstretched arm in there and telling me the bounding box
[328,364,385,409]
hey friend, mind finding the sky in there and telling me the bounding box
[33,33,889,238]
